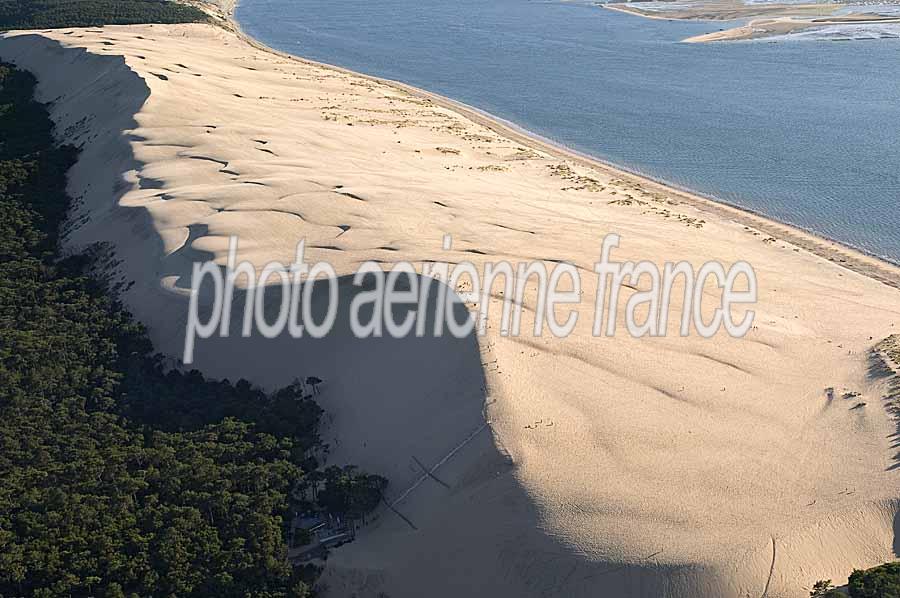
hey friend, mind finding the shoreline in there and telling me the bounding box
[603,3,695,22]
[604,2,900,42]
[682,14,900,42]
[220,0,900,289]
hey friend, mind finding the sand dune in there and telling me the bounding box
[3,22,900,597]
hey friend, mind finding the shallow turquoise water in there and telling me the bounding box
[236,0,900,264]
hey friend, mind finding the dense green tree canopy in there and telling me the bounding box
[0,0,207,30]
[812,563,900,597]
[848,563,900,598]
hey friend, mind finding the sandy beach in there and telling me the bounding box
[682,13,900,42]
[605,1,900,43]
[2,10,900,597]
[604,1,840,23]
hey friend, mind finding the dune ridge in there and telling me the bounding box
[2,21,900,597]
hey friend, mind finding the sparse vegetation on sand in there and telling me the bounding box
[879,335,900,367]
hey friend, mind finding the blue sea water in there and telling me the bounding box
[235,0,900,264]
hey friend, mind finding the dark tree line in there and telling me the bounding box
[0,0,207,30]
[0,63,385,598]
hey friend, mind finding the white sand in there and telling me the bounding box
[3,22,900,598]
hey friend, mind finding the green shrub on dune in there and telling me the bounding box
[810,580,846,597]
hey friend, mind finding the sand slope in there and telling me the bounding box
[3,23,900,597]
